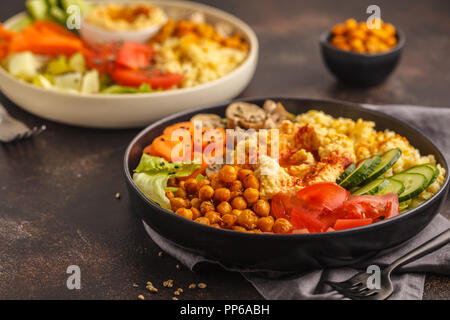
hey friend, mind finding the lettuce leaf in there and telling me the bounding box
[132,154,200,209]
[101,83,154,94]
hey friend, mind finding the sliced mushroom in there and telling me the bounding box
[191,114,224,128]
[263,100,293,128]
[205,164,223,177]
[226,102,267,129]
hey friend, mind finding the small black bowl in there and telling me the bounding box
[124,98,448,272]
[320,30,405,87]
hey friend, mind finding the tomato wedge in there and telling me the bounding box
[115,42,154,70]
[335,193,399,221]
[87,42,120,74]
[334,218,373,231]
[291,208,327,233]
[110,66,183,89]
[296,182,350,212]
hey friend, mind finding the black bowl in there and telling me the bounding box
[124,98,448,272]
[320,30,405,87]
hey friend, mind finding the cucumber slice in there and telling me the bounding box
[49,6,67,25]
[425,164,440,186]
[404,164,439,189]
[46,0,59,7]
[339,156,381,189]
[336,163,355,184]
[26,0,49,20]
[352,178,390,196]
[365,148,402,183]
[376,178,405,196]
[391,173,428,202]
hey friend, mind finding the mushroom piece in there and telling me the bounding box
[205,164,223,177]
[225,102,267,129]
[190,114,224,128]
[263,100,293,128]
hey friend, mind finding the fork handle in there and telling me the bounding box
[385,228,450,274]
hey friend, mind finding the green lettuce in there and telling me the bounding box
[101,83,154,94]
[132,154,200,209]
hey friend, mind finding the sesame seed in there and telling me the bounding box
[172,297,179,300]
[198,283,207,289]
[158,251,163,257]
[188,284,196,289]
[115,193,121,199]
[138,295,145,300]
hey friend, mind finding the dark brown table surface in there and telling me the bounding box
[0,0,449,300]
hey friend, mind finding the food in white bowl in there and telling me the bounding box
[0,1,258,128]
[81,3,168,45]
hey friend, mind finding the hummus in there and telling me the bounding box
[85,3,166,31]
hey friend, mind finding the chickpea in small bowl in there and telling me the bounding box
[320,18,405,86]
[330,18,398,54]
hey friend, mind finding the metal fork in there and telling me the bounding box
[0,103,46,143]
[324,228,450,300]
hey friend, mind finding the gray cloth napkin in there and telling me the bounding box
[143,104,450,300]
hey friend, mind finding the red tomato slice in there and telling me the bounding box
[291,208,327,233]
[271,193,292,220]
[336,193,399,221]
[87,42,120,74]
[334,218,373,231]
[296,182,350,212]
[115,42,154,70]
[110,66,184,90]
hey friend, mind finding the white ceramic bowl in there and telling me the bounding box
[0,1,258,128]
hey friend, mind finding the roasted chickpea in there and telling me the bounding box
[196,179,210,190]
[231,209,243,217]
[249,229,263,234]
[200,201,215,214]
[175,188,187,199]
[221,214,237,228]
[165,190,175,199]
[211,223,221,228]
[230,180,243,192]
[231,196,247,210]
[345,18,358,31]
[243,174,260,190]
[205,211,222,224]
[190,197,201,209]
[191,207,201,220]
[273,218,293,234]
[216,201,232,215]
[237,209,258,230]
[331,23,346,36]
[179,181,186,189]
[218,165,237,183]
[237,169,253,181]
[232,226,247,232]
[198,185,214,201]
[175,208,193,220]
[243,188,259,205]
[252,199,271,217]
[184,178,198,195]
[195,217,210,225]
[257,216,274,232]
[170,197,187,211]
[168,177,178,187]
[214,188,231,202]
[210,176,226,189]
[230,190,242,199]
